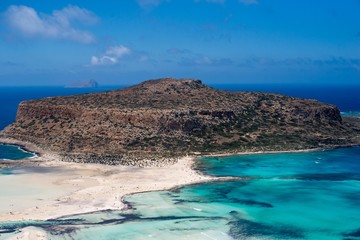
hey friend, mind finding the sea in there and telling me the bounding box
[0,84,359,239]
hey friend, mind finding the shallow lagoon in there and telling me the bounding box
[1,147,359,239]
[0,143,36,175]
[0,144,36,161]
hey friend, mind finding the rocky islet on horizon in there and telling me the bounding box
[65,79,98,88]
[1,78,359,166]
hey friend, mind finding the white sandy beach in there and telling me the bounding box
[1,137,351,224]
[1,137,354,225]
[5,227,47,240]
[0,139,216,223]
[1,138,332,240]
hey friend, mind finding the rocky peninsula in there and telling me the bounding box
[1,78,360,166]
[1,78,360,227]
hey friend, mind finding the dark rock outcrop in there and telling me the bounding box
[1,78,359,165]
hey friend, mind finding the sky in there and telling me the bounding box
[0,0,359,86]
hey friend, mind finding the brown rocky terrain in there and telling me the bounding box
[1,78,359,166]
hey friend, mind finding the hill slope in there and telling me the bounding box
[2,78,359,166]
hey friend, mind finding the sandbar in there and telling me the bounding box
[0,138,217,223]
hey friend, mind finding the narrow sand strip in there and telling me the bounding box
[0,138,217,222]
[1,137,355,223]
[6,227,47,240]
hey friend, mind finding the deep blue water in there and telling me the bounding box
[0,86,121,131]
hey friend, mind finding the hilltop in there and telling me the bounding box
[1,78,359,166]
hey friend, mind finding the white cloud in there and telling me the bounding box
[4,5,98,43]
[91,56,117,65]
[239,0,258,5]
[91,45,131,66]
[105,46,131,58]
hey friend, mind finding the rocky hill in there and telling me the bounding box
[1,78,359,166]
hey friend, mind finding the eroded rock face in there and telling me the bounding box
[2,78,359,165]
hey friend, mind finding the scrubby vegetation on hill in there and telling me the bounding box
[2,78,359,166]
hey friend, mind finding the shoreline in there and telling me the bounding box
[0,138,219,223]
[0,138,43,159]
[200,144,360,158]
[0,157,216,222]
[0,137,359,223]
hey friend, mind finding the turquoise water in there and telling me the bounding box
[0,144,36,161]
[196,148,360,179]
[1,147,359,239]
[341,111,360,118]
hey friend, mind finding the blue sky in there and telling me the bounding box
[0,0,359,86]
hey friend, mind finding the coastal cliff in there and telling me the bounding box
[1,78,359,166]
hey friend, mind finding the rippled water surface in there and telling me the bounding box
[1,147,359,240]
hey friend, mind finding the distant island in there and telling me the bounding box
[65,79,98,88]
[2,78,360,166]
